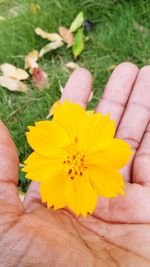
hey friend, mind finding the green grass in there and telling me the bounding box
[1,0,150,191]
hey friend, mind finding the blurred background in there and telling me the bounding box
[0,0,150,191]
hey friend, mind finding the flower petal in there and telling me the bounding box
[65,175,98,217]
[26,120,70,158]
[40,174,67,209]
[78,113,115,154]
[22,152,63,182]
[53,100,86,142]
[86,138,132,169]
[88,166,125,198]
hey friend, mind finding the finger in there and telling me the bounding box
[60,67,92,107]
[0,121,24,213]
[116,66,150,181]
[96,62,138,127]
[133,121,150,185]
[24,67,93,211]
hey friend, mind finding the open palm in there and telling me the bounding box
[1,63,150,266]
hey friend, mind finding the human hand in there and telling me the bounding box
[1,63,150,266]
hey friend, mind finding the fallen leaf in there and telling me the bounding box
[39,41,64,57]
[0,63,29,80]
[72,28,85,58]
[48,100,61,117]
[31,3,41,14]
[0,16,5,21]
[32,67,50,89]
[58,26,73,47]
[35,27,62,42]
[25,50,39,74]
[65,61,79,70]
[69,11,84,32]
[0,76,29,92]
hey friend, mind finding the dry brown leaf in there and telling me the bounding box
[39,41,63,57]
[58,26,74,47]
[35,27,62,42]
[65,61,79,70]
[0,63,29,80]
[32,67,50,89]
[25,50,39,74]
[0,76,29,92]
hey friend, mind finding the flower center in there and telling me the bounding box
[63,153,87,179]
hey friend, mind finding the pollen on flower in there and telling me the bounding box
[63,152,87,179]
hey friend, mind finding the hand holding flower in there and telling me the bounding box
[1,64,150,266]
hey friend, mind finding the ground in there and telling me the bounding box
[0,0,150,191]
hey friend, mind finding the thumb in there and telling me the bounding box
[0,121,24,213]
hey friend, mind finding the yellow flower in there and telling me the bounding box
[23,100,132,217]
[48,100,61,116]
